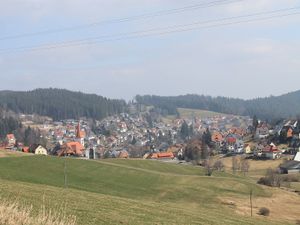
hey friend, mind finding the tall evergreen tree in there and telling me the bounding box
[252,115,259,134]
[180,121,189,140]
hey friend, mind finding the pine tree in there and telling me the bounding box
[180,121,189,140]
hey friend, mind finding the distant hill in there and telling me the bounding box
[0,88,127,121]
[2,88,300,121]
[136,90,300,121]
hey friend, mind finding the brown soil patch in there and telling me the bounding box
[219,156,284,171]
[220,187,300,223]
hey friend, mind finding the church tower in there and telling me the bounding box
[76,121,85,146]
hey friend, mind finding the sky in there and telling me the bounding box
[0,0,300,101]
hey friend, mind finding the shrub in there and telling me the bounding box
[257,177,271,186]
[258,207,270,216]
[257,168,283,187]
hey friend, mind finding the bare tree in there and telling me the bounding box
[232,156,240,174]
[241,157,250,176]
[258,168,283,187]
[266,168,283,187]
[213,160,225,172]
[204,158,214,176]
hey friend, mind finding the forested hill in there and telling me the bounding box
[136,90,300,120]
[0,89,127,121]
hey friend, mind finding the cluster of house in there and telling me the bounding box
[2,121,88,157]
[211,127,247,153]
[93,113,253,158]
[4,133,48,155]
[3,110,300,169]
[2,112,253,159]
[209,118,300,161]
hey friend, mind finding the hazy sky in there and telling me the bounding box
[0,0,300,100]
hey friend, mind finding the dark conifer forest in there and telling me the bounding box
[0,88,127,121]
[135,90,300,120]
[1,88,300,122]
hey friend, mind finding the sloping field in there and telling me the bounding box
[0,149,31,158]
[103,159,214,176]
[0,156,296,225]
[178,108,228,119]
[217,156,285,178]
[162,108,228,123]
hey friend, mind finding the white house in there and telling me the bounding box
[294,152,300,162]
[34,145,48,155]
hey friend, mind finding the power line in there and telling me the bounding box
[1,6,299,54]
[45,6,300,46]
[0,0,242,41]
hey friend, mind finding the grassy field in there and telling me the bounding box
[177,108,228,119]
[217,156,285,178]
[103,159,236,177]
[0,155,298,225]
[0,199,76,225]
[290,182,300,192]
[0,148,32,158]
[162,108,229,123]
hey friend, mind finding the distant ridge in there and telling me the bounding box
[136,90,300,120]
[0,88,127,120]
[1,88,300,121]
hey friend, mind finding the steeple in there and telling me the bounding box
[76,121,85,146]
[76,121,82,138]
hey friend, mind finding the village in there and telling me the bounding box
[2,106,300,175]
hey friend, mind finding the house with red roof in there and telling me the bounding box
[57,141,85,157]
[22,146,30,153]
[262,143,281,159]
[226,136,237,145]
[149,152,174,160]
[211,132,223,143]
[6,134,16,147]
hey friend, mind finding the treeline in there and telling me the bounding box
[0,109,44,146]
[0,117,22,139]
[0,88,127,121]
[14,126,47,147]
[135,90,300,120]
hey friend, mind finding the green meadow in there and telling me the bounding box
[0,155,289,225]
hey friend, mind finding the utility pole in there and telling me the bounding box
[64,153,67,189]
[250,189,253,217]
